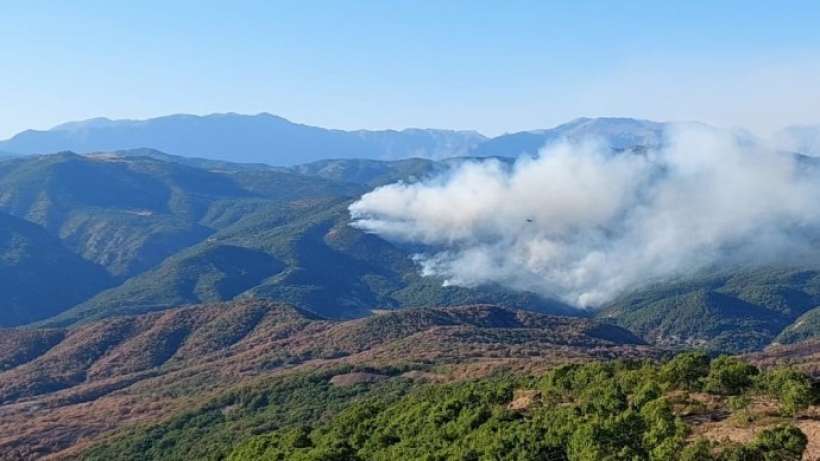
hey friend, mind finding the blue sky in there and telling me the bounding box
[2,1,820,138]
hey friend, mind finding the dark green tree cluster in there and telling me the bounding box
[227,356,812,461]
[757,367,815,416]
[83,370,413,461]
[658,352,813,416]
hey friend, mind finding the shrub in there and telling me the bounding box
[680,439,715,461]
[714,424,807,461]
[749,424,807,461]
[726,395,751,411]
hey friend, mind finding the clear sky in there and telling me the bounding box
[2,1,820,138]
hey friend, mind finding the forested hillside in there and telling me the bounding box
[600,269,820,353]
[0,211,113,325]
[0,152,570,327]
[2,150,820,352]
[85,352,818,461]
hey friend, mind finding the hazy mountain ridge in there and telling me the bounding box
[5,113,814,169]
[0,113,487,165]
[471,117,669,157]
[1,113,756,165]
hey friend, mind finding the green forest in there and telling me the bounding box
[85,353,816,461]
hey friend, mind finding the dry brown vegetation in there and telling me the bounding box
[0,301,652,460]
[684,395,820,460]
[745,339,820,378]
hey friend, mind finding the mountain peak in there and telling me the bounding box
[472,116,668,157]
[50,117,118,131]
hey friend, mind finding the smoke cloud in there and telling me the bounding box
[349,126,820,307]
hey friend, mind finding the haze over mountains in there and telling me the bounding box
[6,112,807,165]
[0,113,486,165]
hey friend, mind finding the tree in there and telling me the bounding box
[580,380,627,415]
[659,352,710,391]
[640,398,687,461]
[758,368,812,416]
[567,414,644,461]
[702,356,758,395]
[632,381,662,408]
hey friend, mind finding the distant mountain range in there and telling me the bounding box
[0,113,486,165]
[1,113,781,165]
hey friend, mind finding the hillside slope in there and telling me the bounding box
[0,212,112,326]
[599,268,820,352]
[47,199,575,326]
[0,301,645,459]
[775,307,820,345]
[0,152,360,278]
[0,152,577,326]
[289,157,443,187]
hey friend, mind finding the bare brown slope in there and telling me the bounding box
[0,301,645,460]
[744,339,820,379]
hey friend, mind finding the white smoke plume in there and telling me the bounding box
[349,125,820,307]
